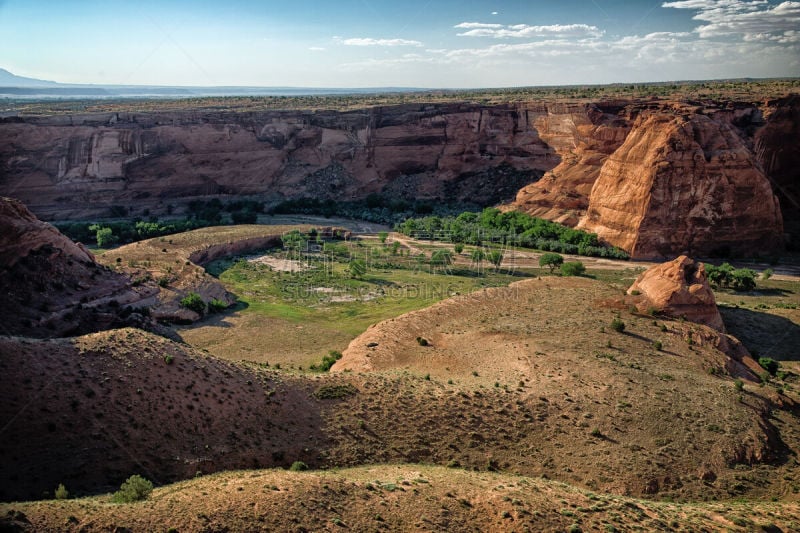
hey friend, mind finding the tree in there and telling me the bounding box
[348,258,367,279]
[378,231,389,244]
[487,250,503,271]
[112,475,153,503]
[561,261,586,276]
[539,252,564,273]
[730,268,756,291]
[453,243,464,254]
[470,249,485,267]
[92,226,118,248]
[430,249,453,273]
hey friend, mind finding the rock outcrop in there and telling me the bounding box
[579,108,784,258]
[0,196,157,337]
[627,255,724,331]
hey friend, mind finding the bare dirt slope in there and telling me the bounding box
[334,276,800,499]
[3,465,799,533]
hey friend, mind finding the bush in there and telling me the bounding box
[416,336,429,346]
[759,357,779,376]
[207,299,228,313]
[378,231,389,243]
[54,483,69,500]
[539,252,564,272]
[112,474,153,503]
[653,340,663,351]
[453,243,464,254]
[610,317,625,333]
[180,292,206,315]
[734,379,744,391]
[289,461,308,472]
[762,268,773,280]
[561,261,586,276]
[314,350,343,372]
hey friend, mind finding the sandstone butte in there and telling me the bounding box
[627,255,724,332]
[1,96,797,259]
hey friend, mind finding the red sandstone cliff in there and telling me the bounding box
[1,98,796,258]
[579,108,783,258]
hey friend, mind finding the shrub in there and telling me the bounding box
[54,483,69,500]
[378,231,389,243]
[348,258,367,279]
[610,317,625,333]
[416,336,429,346]
[758,357,779,376]
[561,261,586,276]
[487,250,504,270]
[653,340,663,351]
[112,474,153,503]
[289,461,308,472]
[313,384,358,399]
[734,379,744,391]
[761,268,773,280]
[180,292,206,315]
[539,252,564,272]
[164,354,174,365]
[453,243,464,254]
[315,350,343,372]
[207,299,228,313]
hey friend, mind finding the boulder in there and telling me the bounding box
[628,255,725,332]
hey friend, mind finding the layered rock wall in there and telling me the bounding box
[1,97,796,258]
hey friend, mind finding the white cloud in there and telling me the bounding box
[308,46,326,51]
[491,11,499,15]
[663,0,800,42]
[339,37,423,47]
[455,22,603,39]
[454,22,504,30]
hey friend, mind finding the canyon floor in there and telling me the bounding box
[2,223,800,532]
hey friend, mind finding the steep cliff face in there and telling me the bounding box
[579,108,784,258]
[0,104,557,220]
[1,98,796,258]
[509,101,633,225]
[755,96,800,250]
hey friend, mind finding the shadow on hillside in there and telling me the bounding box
[720,307,800,360]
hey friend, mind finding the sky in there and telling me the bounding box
[0,0,798,88]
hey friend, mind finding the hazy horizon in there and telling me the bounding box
[1,0,799,89]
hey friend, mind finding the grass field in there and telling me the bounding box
[178,237,529,368]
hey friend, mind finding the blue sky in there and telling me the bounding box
[1,0,798,87]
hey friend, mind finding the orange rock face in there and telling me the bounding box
[627,255,724,332]
[579,109,784,259]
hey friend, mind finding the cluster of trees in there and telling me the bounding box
[705,263,758,292]
[57,199,265,247]
[395,208,629,259]
[269,194,477,225]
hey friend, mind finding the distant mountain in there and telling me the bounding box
[0,68,60,88]
[0,67,430,99]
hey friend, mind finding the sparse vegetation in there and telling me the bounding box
[610,317,625,333]
[560,261,586,277]
[289,461,308,472]
[111,474,153,503]
[180,292,206,315]
[54,483,69,500]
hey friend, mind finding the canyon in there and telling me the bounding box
[1,97,797,259]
